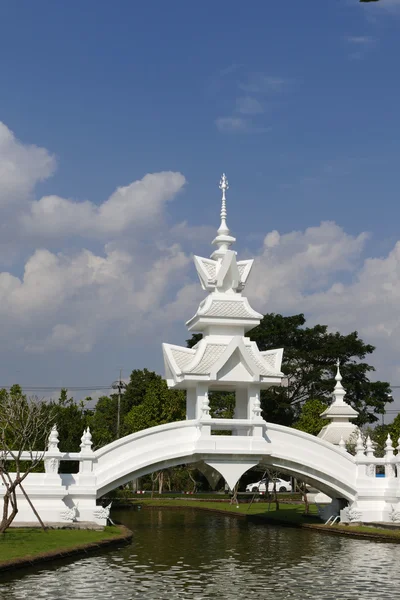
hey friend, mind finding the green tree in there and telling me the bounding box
[124,378,185,433]
[293,398,328,436]
[48,389,89,452]
[88,395,119,448]
[187,313,391,426]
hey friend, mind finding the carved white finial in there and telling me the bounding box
[356,432,365,457]
[332,360,346,404]
[201,392,211,419]
[385,433,394,457]
[48,424,60,451]
[339,436,346,451]
[211,173,236,259]
[253,392,262,419]
[80,426,93,451]
[335,359,342,382]
[366,435,374,457]
[218,173,229,235]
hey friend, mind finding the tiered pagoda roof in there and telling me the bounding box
[163,174,284,389]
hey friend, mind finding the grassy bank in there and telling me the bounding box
[137,499,400,542]
[0,526,131,571]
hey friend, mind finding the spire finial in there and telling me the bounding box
[211,173,236,259]
[218,173,229,236]
[335,359,342,383]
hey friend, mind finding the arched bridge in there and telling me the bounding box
[93,418,357,502]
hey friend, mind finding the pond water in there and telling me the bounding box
[1,507,400,599]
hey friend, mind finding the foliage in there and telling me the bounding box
[250,313,391,426]
[48,389,89,452]
[87,395,119,448]
[187,313,391,427]
[124,378,185,433]
[294,399,329,436]
[123,368,164,414]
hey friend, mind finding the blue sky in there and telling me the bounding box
[1,0,400,408]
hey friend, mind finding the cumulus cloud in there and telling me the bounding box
[21,171,186,238]
[246,221,400,386]
[0,242,191,354]
[1,120,400,395]
[0,122,56,206]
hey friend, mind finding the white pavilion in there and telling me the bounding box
[162,174,284,422]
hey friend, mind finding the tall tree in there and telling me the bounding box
[293,398,329,436]
[250,313,391,426]
[187,313,391,426]
[124,378,185,433]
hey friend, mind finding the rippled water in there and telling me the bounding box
[1,507,400,599]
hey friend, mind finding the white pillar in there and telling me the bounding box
[186,388,197,420]
[234,388,247,419]
[247,385,261,419]
[196,383,209,420]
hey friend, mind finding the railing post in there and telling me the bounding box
[79,427,95,476]
[385,434,396,479]
[200,392,211,436]
[44,425,62,475]
[355,432,367,478]
[252,392,264,437]
[365,436,375,477]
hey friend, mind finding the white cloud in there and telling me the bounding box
[0,122,56,206]
[2,120,400,399]
[346,35,376,59]
[215,117,250,133]
[21,171,186,238]
[245,221,400,388]
[239,74,288,94]
[235,96,264,115]
[346,36,375,45]
[247,221,369,312]
[0,242,191,354]
[215,117,270,134]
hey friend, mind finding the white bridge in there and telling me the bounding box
[2,416,400,525]
[1,174,397,526]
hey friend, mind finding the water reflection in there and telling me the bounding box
[0,507,399,599]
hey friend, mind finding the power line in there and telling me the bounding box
[0,386,112,391]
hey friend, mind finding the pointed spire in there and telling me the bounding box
[339,436,346,451]
[366,435,374,457]
[218,173,230,236]
[385,433,394,458]
[356,432,365,457]
[333,359,345,403]
[211,173,236,259]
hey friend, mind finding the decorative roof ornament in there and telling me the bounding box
[211,173,236,260]
[48,424,60,451]
[333,359,346,404]
[218,173,229,236]
[162,171,284,391]
[80,427,93,452]
[318,360,359,445]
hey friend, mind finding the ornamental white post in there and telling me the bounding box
[365,436,375,477]
[79,427,95,475]
[385,434,396,478]
[44,424,62,475]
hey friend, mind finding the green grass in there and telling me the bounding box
[0,526,123,564]
[138,498,318,522]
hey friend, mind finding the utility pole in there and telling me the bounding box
[112,369,127,439]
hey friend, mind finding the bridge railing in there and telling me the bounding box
[353,432,400,479]
[1,424,95,476]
